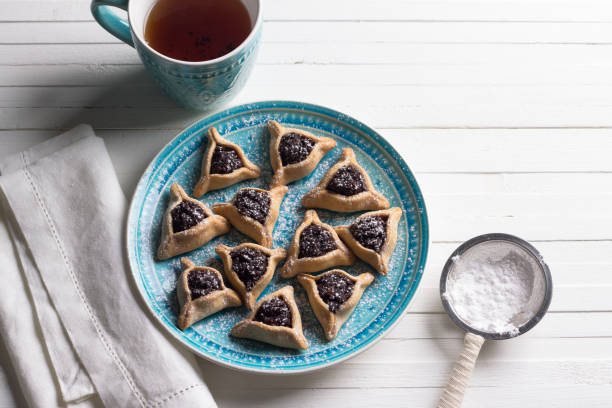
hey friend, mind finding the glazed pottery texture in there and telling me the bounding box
[91,0,261,110]
[132,26,260,110]
[127,101,429,373]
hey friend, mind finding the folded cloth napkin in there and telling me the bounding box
[0,125,217,408]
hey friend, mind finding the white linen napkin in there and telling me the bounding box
[0,125,217,408]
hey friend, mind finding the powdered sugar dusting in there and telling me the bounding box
[128,104,426,370]
[443,241,546,336]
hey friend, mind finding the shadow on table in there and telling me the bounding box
[25,66,210,194]
[197,357,341,403]
[427,312,465,360]
[29,67,205,131]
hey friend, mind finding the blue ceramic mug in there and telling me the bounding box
[91,0,262,110]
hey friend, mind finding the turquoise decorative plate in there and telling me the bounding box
[127,101,428,373]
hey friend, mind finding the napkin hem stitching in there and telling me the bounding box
[150,383,206,407]
[20,151,149,408]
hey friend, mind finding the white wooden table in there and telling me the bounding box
[2,0,612,406]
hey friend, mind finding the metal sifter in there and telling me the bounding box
[437,233,553,408]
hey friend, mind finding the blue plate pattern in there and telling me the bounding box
[127,101,429,373]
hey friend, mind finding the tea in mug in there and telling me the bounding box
[144,0,252,62]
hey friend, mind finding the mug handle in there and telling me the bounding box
[91,0,134,47]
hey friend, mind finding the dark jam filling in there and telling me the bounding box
[298,224,337,258]
[233,189,271,224]
[210,145,243,174]
[171,201,207,233]
[316,272,355,313]
[326,165,366,196]
[349,215,388,253]
[230,247,269,291]
[187,269,221,300]
[254,297,292,327]
[278,132,315,166]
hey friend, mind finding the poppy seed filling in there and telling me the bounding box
[254,297,292,327]
[349,215,388,253]
[326,165,367,196]
[233,189,271,224]
[210,145,243,174]
[171,201,207,233]
[230,247,269,291]
[316,272,355,313]
[298,224,337,258]
[187,269,221,300]
[278,132,315,166]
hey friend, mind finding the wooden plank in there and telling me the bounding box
[3,21,612,44]
[370,129,612,172]
[3,105,612,131]
[4,63,612,87]
[209,386,612,408]
[4,84,612,109]
[1,0,611,22]
[206,386,612,408]
[264,0,612,23]
[425,193,612,240]
[0,44,141,65]
[418,173,612,193]
[367,338,612,364]
[0,107,200,131]
[387,312,612,339]
[3,43,612,66]
[196,358,612,388]
[279,337,612,365]
[347,337,612,363]
[171,21,612,44]
[257,42,612,66]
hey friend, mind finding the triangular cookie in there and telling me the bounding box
[215,243,287,310]
[157,183,230,260]
[334,207,402,275]
[211,185,287,248]
[177,258,242,330]
[193,127,261,197]
[268,120,336,187]
[298,270,374,340]
[230,286,309,350]
[301,148,389,212]
[280,210,355,278]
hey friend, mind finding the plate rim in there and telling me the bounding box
[126,100,429,374]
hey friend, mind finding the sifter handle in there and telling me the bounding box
[437,332,485,408]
